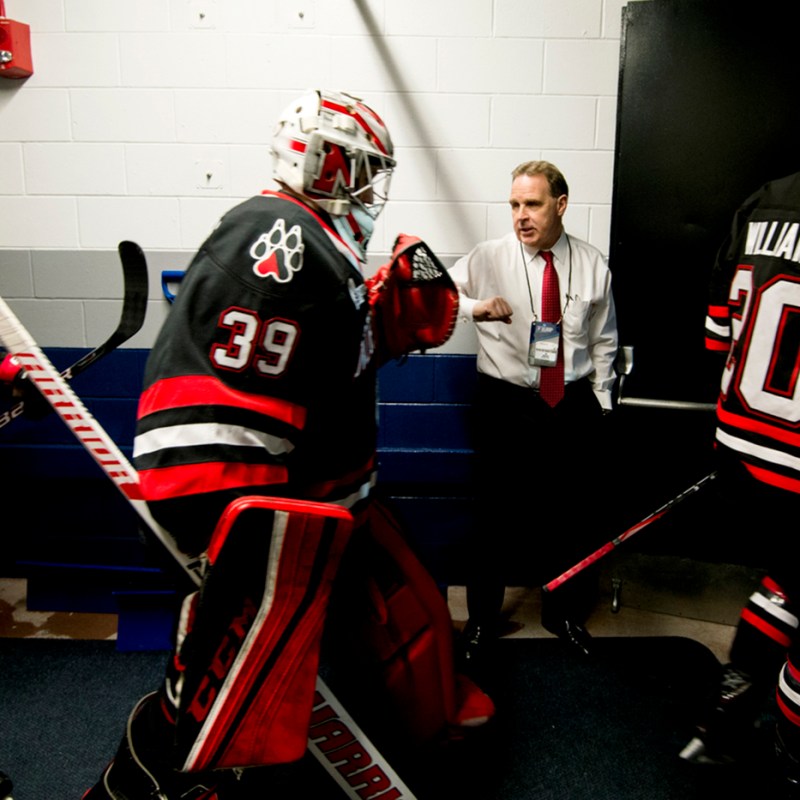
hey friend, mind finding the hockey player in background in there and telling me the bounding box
[681,170,800,795]
[81,89,486,799]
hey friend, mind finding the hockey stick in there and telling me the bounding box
[542,470,719,593]
[0,241,148,430]
[0,293,200,581]
[0,294,417,800]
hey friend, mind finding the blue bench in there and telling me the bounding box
[0,348,479,649]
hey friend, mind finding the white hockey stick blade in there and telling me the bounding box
[0,293,418,800]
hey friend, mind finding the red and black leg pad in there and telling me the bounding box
[171,496,353,772]
[330,500,495,746]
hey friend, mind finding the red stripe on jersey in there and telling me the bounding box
[708,304,730,319]
[705,338,729,352]
[788,658,800,683]
[138,375,306,430]
[717,404,800,448]
[741,607,793,647]
[744,463,800,494]
[139,460,288,501]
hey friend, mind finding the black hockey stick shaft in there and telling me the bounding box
[542,470,719,593]
[0,294,417,800]
[0,241,148,429]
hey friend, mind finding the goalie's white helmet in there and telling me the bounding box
[270,89,396,222]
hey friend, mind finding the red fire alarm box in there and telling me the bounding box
[0,6,33,80]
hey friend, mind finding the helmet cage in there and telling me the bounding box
[303,131,393,219]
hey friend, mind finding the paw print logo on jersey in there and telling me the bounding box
[250,219,305,282]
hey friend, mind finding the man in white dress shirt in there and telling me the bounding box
[449,160,618,666]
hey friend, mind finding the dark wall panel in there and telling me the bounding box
[606,0,800,564]
[611,0,800,403]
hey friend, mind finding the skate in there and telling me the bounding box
[81,693,222,800]
[680,663,762,765]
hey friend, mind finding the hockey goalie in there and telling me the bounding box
[80,89,493,799]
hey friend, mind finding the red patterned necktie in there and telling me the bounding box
[539,250,564,407]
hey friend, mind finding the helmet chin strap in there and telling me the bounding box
[317,197,351,216]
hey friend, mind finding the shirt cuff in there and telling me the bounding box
[458,294,479,321]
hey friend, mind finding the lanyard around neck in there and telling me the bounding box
[520,235,573,322]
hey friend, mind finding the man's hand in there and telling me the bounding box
[473,296,513,323]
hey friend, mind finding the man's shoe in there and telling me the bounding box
[456,622,495,672]
[542,617,593,658]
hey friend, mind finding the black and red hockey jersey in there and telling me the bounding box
[705,171,800,494]
[134,191,378,552]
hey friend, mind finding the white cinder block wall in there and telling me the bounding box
[0,0,629,350]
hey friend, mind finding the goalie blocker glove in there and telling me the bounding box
[366,234,459,363]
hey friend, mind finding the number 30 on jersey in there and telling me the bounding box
[723,266,800,424]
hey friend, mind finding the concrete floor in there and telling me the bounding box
[0,577,117,641]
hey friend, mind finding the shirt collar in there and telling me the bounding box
[521,231,568,265]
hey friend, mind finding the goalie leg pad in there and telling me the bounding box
[171,496,353,772]
[331,500,494,745]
